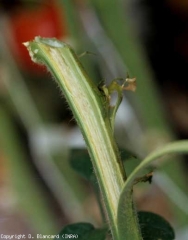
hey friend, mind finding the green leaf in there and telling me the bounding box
[69,148,107,220]
[117,140,188,240]
[54,223,107,240]
[120,149,141,176]
[120,149,138,161]
[83,229,108,240]
[138,211,175,240]
[69,148,94,181]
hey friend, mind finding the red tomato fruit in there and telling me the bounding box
[8,1,67,74]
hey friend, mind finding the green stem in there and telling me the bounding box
[118,140,188,240]
[127,140,188,186]
[24,37,126,239]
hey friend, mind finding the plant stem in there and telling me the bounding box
[24,37,126,239]
[117,140,188,240]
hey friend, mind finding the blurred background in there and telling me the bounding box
[0,0,188,238]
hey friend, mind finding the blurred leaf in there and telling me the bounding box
[69,148,94,181]
[57,222,94,238]
[138,211,175,240]
[69,148,106,220]
[55,223,107,240]
[120,149,141,176]
[120,149,138,161]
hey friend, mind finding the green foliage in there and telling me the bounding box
[120,150,141,176]
[54,212,174,240]
[54,223,107,240]
[69,149,94,181]
[138,211,175,240]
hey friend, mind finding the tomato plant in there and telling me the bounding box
[8,1,67,74]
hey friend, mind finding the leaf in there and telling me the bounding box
[57,222,94,239]
[117,140,188,240]
[138,211,175,240]
[54,222,107,240]
[83,229,108,240]
[120,149,141,176]
[69,149,94,181]
[69,148,107,218]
